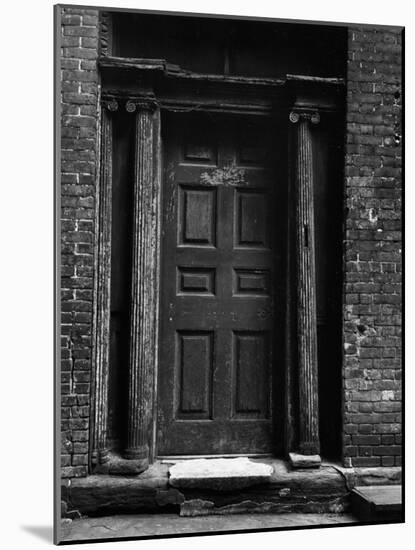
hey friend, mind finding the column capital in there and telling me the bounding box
[289,109,320,125]
[102,98,119,112]
[125,97,158,113]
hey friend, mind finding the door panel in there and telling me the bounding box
[176,330,213,419]
[179,186,217,246]
[233,331,270,418]
[235,190,269,248]
[158,113,282,456]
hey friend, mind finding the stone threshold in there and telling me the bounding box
[168,457,275,490]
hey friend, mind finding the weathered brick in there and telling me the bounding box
[344,25,402,468]
[63,69,98,82]
[64,26,98,38]
[61,36,80,48]
[60,6,99,480]
[81,37,98,49]
[352,435,381,445]
[62,93,97,105]
[72,430,89,442]
[82,15,99,25]
[61,455,72,467]
[352,457,381,467]
[73,442,89,454]
[61,466,88,478]
[373,445,401,456]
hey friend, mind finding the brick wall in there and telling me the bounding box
[60,6,100,478]
[343,26,403,467]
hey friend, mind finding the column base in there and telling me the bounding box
[91,449,110,466]
[289,452,321,469]
[122,445,149,473]
[94,454,149,475]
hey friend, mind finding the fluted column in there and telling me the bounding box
[289,108,321,464]
[91,98,118,466]
[124,99,159,471]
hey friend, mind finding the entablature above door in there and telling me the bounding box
[99,55,345,116]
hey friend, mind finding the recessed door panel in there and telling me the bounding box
[176,331,213,419]
[233,331,270,418]
[179,186,217,247]
[235,190,269,248]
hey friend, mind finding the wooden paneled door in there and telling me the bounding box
[157,112,285,456]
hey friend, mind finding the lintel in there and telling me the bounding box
[99,55,345,90]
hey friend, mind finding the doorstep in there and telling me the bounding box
[62,458,354,518]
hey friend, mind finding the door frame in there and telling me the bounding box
[89,57,344,471]
[152,88,291,462]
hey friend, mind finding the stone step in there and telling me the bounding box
[350,485,402,522]
[62,459,351,517]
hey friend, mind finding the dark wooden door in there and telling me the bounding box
[157,113,284,456]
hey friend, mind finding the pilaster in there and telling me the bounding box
[123,98,160,471]
[90,99,117,466]
[289,107,321,467]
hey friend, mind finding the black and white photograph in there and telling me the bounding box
[53,2,403,545]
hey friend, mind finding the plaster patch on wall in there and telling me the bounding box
[368,208,378,224]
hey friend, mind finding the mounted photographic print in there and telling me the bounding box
[54,3,404,544]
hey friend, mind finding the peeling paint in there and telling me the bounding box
[200,164,246,187]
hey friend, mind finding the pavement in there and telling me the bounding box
[60,512,359,542]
